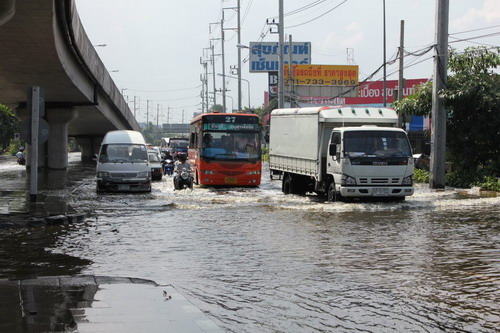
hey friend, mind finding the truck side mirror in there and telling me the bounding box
[329,143,337,156]
[264,133,269,143]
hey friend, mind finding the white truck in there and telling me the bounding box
[269,106,414,201]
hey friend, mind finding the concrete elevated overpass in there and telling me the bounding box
[0,0,140,169]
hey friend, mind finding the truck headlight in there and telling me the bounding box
[97,171,110,178]
[402,175,413,185]
[137,171,151,178]
[341,174,356,186]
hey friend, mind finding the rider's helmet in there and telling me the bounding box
[19,146,24,152]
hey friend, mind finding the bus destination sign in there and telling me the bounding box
[202,115,260,131]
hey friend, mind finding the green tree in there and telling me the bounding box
[394,46,500,178]
[210,104,224,112]
[0,103,20,152]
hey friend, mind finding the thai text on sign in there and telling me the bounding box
[285,64,359,86]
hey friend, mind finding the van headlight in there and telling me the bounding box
[341,174,356,186]
[97,171,110,178]
[402,175,413,185]
[137,171,151,178]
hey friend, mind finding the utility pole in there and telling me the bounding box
[430,0,449,189]
[133,96,138,118]
[288,34,294,108]
[211,42,217,109]
[156,103,160,129]
[383,0,387,107]
[167,106,170,124]
[397,20,405,128]
[221,17,227,113]
[278,0,284,109]
[237,0,242,111]
[146,100,150,124]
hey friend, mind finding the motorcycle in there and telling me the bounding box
[174,167,193,190]
[17,157,26,165]
[162,159,174,176]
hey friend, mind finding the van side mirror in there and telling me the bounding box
[93,154,98,162]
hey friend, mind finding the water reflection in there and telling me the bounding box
[0,153,499,332]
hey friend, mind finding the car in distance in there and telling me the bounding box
[148,149,163,181]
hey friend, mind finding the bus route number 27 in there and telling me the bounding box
[225,116,236,123]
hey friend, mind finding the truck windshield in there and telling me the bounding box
[344,131,412,158]
[201,131,261,161]
[99,144,148,163]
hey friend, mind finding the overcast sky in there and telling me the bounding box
[74,0,500,124]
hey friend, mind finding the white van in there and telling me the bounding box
[96,130,152,192]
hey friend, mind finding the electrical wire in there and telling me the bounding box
[127,85,202,93]
[448,31,500,44]
[450,24,500,36]
[286,0,348,29]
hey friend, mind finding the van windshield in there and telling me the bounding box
[99,144,148,163]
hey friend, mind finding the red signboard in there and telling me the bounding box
[296,78,428,105]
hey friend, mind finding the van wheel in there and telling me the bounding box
[327,182,338,202]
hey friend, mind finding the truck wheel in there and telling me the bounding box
[327,182,338,202]
[282,174,292,195]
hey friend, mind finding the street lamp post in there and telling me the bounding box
[218,73,250,110]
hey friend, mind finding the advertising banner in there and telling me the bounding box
[295,78,428,105]
[285,64,359,86]
[249,42,311,73]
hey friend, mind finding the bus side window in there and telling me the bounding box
[189,132,196,148]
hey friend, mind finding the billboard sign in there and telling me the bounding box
[285,64,359,86]
[249,42,311,73]
[268,71,278,98]
[295,78,428,106]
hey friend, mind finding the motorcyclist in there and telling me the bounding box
[161,151,174,175]
[173,153,192,189]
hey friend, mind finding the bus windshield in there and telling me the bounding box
[201,131,260,161]
[344,131,412,158]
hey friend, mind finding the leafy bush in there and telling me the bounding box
[414,169,430,183]
[261,146,269,162]
[478,176,500,192]
[445,170,482,188]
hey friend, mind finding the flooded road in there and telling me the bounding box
[1,153,499,332]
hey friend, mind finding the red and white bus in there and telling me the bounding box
[188,112,262,186]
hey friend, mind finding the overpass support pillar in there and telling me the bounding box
[46,108,78,169]
[76,137,103,162]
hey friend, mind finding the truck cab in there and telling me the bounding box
[327,126,414,200]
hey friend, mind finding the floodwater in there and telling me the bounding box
[0,153,499,332]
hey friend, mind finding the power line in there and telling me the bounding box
[448,31,500,44]
[286,0,348,29]
[450,24,500,36]
[128,85,202,93]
